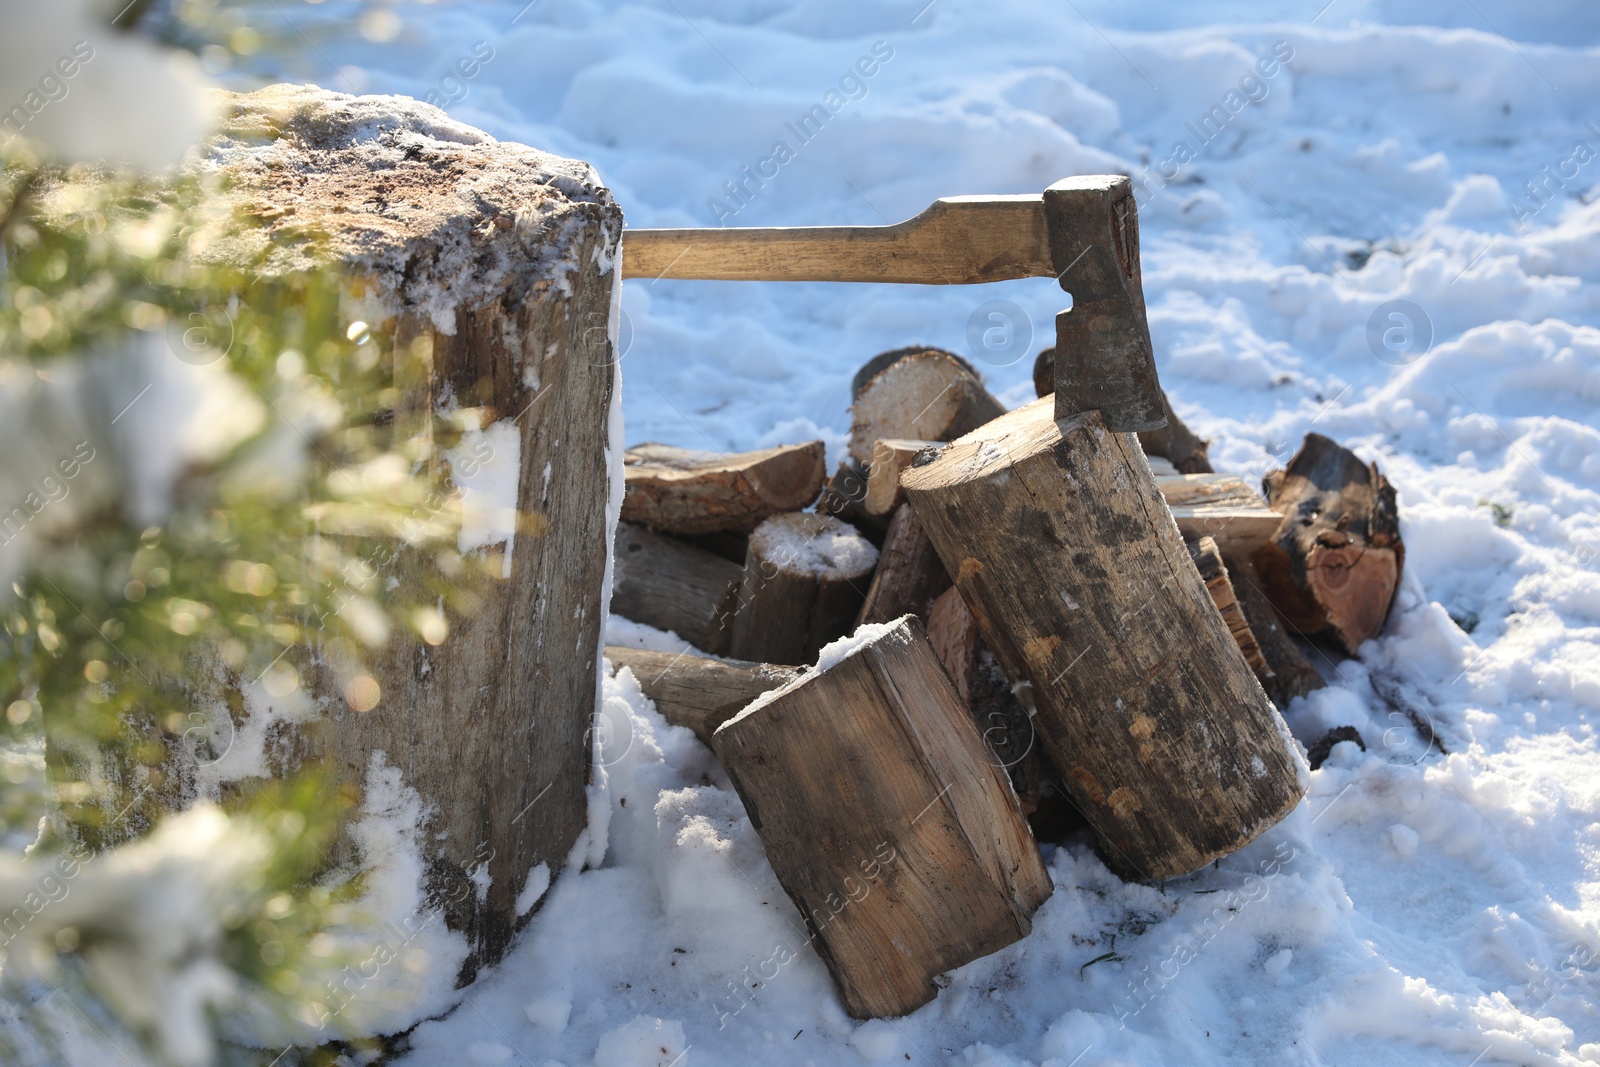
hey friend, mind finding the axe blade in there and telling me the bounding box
[1044,176,1166,433]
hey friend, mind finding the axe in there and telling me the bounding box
[621,175,1165,432]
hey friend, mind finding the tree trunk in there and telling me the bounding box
[855,504,950,627]
[611,522,741,654]
[712,617,1051,1019]
[604,646,798,747]
[729,513,878,665]
[849,348,1005,465]
[1034,346,1213,473]
[901,396,1306,880]
[621,440,825,535]
[1252,433,1404,654]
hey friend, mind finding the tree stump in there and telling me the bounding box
[611,522,742,654]
[621,441,825,535]
[604,646,798,747]
[848,348,1004,465]
[712,617,1051,1018]
[729,513,878,665]
[855,504,950,627]
[901,396,1306,879]
[1252,433,1404,654]
[182,87,623,981]
[1034,346,1212,473]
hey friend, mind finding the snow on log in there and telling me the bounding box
[192,86,622,979]
[620,440,826,535]
[901,395,1306,879]
[712,617,1052,1019]
[848,348,1005,465]
[1252,433,1404,654]
[604,646,799,747]
[730,513,879,665]
[611,522,742,655]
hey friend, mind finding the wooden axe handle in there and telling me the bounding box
[621,195,1052,284]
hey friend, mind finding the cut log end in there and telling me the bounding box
[849,349,1005,465]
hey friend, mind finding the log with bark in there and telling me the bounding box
[926,586,1081,841]
[855,503,951,627]
[712,616,1051,1018]
[105,86,624,980]
[848,347,1005,465]
[612,522,742,654]
[901,395,1306,879]
[1034,345,1212,473]
[1185,535,1270,678]
[604,646,799,747]
[1252,433,1404,654]
[816,459,884,542]
[621,440,826,534]
[729,513,879,665]
[1225,557,1327,708]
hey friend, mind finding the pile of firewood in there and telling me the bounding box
[607,345,1403,1019]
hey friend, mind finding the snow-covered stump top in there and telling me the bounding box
[190,86,624,997]
[730,512,879,665]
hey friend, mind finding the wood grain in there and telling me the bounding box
[622,440,826,535]
[611,522,742,654]
[712,617,1051,1018]
[901,395,1306,879]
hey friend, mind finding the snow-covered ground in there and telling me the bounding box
[241,2,1600,1064]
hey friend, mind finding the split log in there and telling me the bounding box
[612,522,741,654]
[862,437,938,519]
[730,513,879,665]
[816,460,884,542]
[1034,346,1212,473]
[848,348,1005,465]
[855,504,950,627]
[1252,433,1404,654]
[1185,535,1269,678]
[99,87,623,979]
[1158,473,1283,558]
[901,395,1306,879]
[604,646,798,747]
[926,587,1082,841]
[621,440,825,535]
[1226,558,1326,708]
[712,617,1051,1018]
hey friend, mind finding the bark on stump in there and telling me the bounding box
[611,522,741,654]
[901,396,1306,879]
[712,617,1051,1018]
[621,441,825,535]
[855,503,951,627]
[189,87,620,979]
[730,513,878,665]
[1252,433,1404,654]
[604,646,799,747]
[848,348,1005,465]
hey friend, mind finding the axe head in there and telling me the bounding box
[1044,176,1166,433]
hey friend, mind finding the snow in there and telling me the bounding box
[241,1,1600,1061]
[748,513,879,579]
[445,419,524,578]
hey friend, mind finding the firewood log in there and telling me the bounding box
[712,617,1051,1019]
[901,396,1306,879]
[611,522,741,654]
[1252,433,1404,654]
[1225,557,1327,708]
[729,513,878,665]
[855,504,950,627]
[848,348,1005,465]
[850,344,981,401]
[863,438,939,518]
[1185,535,1269,677]
[1158,473,1283,558]
[621,440,825,535]
[816,459,884,543]
[1034,345,1212,473]
[604,646,798,747]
